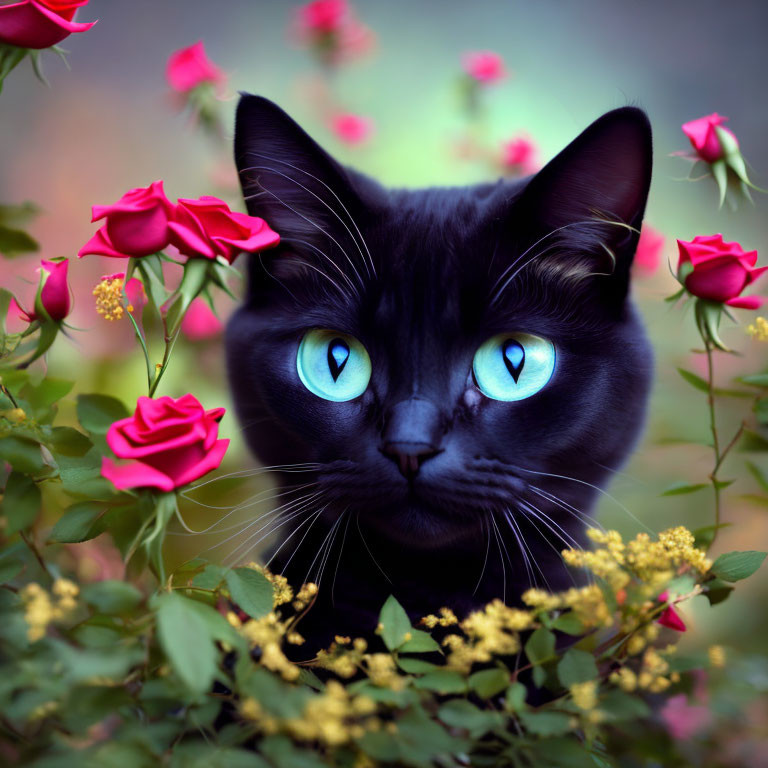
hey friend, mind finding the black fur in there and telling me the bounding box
[227,95,653,651]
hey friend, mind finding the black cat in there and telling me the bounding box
[227,95,653,652]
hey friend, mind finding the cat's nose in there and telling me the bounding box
[381,398,443,479]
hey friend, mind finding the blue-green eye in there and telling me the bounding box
[473,332,555,401]
[297,329,371,402]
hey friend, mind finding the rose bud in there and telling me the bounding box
[166,40,225,94]
[101,394,229,492]
[677,234,766,309]
[78,180,175,259]
[331,113,373,145]
[461,50,506,84]
[0,0,96,50]
[19,258,71,323]
[657,591,686,633]
[682,113,736,164]
[169,195,280,264]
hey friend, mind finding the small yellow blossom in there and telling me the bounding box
[570,680,598,710]
[747,316,768,341]
[365,653,403,689]
[93,275,130,321]
[708,644,726,668]
[422,607,458,628]
[610,667,637,692]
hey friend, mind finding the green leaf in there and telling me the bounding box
[398,627,441,654]
[0,471,41,534]
[551,612,586,636]
[225,567,274,619]
[740,374,768,388]
[557,648,598,688]
[82,580,143,615]
[152,591,218,696]
[505,681,528,712]
[677,367,709,393]
[704,578,735,606]
[396,657,438,674]
[76,393,129,436]
[518,710,572,737]
[0,435,45,475]
[192,563,227,590]
[413,669,467,694]
[378,594,413,651]
[661,482,709,496]
[524,627,556,666]
[0,225,38,257]
[746,461,768,492]
[469,667,510,698]
[48,501,104,543]
[48,426,93,457]
[710,550,767,582]
[599,690,651,721]
[0,557,23,583]
[438,699,502,738]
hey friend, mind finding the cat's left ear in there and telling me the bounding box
[509,107,652,300]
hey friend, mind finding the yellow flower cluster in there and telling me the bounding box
[246,562,295,607]
[228,610,303,681]
[20,579,79,642]
[570,680,598,710]
[561,526,710,599]
[315,636,369,678]
[421,607,458,628]
[443,599,533,673]
[241,681,378,747]
[747,316,768,341]
[93,275,130,321]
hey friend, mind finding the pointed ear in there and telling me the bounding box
[234,94,369,243]
[507,107,653,303]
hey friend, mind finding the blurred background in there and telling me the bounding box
[1,0,767,755]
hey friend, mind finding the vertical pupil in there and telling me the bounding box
[502,339,525,382]
[328,338,350,382]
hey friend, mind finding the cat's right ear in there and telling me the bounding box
[234,94,369,246]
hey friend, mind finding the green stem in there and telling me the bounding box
[704,340,723,545]
[147,322,179,398]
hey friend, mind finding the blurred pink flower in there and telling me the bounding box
[294,0,374,66]
[79,180,176,259]
[682,113,737,164]
[0,0,96,50]
[501,135,538,175]
[331,113,373,145]
[298,0,347,33]
[169,196,280,264]
[634,224,665,275]
[166,41,226,94]
[462,51,506,84]
[181,298,223,341]
[660,694,712,740]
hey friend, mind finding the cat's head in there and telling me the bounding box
[227,95,653,550]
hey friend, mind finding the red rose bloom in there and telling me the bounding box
[462,51,506,84]
[331,113,373,145]
[677,234,767,309]
[79,180,176,259]
[101,394,229,492]
[0,0,95,50]
[169,195,280,264]
[681,113,737,164]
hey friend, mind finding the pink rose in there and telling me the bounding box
[169,195,280,264]
[331,113,373,145]
[462,51,506,84]
[166,41,225,94]
[0,0,95,50]
[677,234,767,309]
[19,258,71,322]
[181,298,223,341]
[501,136,538,175]
[634,225,665,275]
[78,180,176,259]
[682,113,738,164]
[101,394,229,492]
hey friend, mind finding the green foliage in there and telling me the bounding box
[710,550,767,582]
